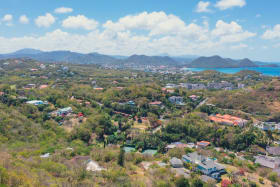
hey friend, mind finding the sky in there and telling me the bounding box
[0,0,280,61]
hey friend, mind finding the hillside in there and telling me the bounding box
[188,55,258,68]
[124,55,179,66]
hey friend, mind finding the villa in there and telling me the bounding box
[182,152,225,180]
[26,100,48,106]
[209,114,248,127]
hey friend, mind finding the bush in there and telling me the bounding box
[268,172,278,182]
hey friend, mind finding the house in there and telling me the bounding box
[149,101,162,106]
[94,87,104,91]
[266,146,280,156]
[24,84,36,89]
[254,155,280,169]
[165,83,178,89]
[26,100,48,106]
[127,100,136,106]
[182,152,225,180]
[168,96,184,105]
[170,157,183,168]
[254,122,280,131]
[39,85,48,89]
[166,142,188,151]
[51,107,73,117]
[197,141,210,148]
[189,95,199,101]
[209,114,248,127]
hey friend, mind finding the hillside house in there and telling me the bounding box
[170,157,183,168]
[197,141,211,148]
[209,114,248,127]
[182,152,225,180]
[254,122,280,131]
[254,155,280,169]
[189,95,199,101]
[24,84,36,89]
[266,146,280,156]
[149,101,162,106]
[168,96,184,105]
[26,100,48,106]
[51,107,73,117]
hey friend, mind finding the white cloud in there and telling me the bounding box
[103,11,208,40]
[54,7,73,14]
[0,12,257,56]
[196,1,211,13]
[230,43,248,50]
[35,13,55,28]
[62,15,98,30]
[256,14,261,18]
[212,20,256,43]
[262,24,280,40]
[2,14,13,22]
[19,15,29,24]
[215,0,246,10]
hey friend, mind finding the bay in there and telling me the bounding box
[185,67,280,76]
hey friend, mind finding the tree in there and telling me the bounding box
[118,147,125,167]
[175,177,190,187]
[192,179,203,187]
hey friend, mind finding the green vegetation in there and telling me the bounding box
[0,58,279,186]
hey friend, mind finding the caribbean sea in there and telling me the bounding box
[186,67,280,76]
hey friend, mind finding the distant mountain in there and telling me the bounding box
[12,48,43,55]
[188,55,258,68]
[124,55,179,66]
[0,49,277,68]
[0,49,119,64]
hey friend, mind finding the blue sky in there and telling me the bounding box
[0,0,280,61]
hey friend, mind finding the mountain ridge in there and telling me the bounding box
[0,49,278,68]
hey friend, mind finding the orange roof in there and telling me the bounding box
[209,114,245,126]
[94,87,104,90]
[39,85,48,89]
[149,101,162,105]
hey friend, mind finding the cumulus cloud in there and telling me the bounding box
[103,11,208,41]
[196,1,211,13]
[19,15,29,24]
[35,13,55,28]
[54,7,73,14]
[62,15,98,30]
[2,14,13,22]
[215,0,246,10]
[230,43,248,50]
[212,20,256,43]
[0,12,256,56]
[262,24,280,40]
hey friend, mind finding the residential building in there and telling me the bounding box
[266,146,280,156]
[168,96,184,105]
[254,156,280,169]
[189,95,199,101]
[182,152,225,179]
[197,141,211,148]
[170,157,183,168]
[24,84,36,89]
[209,114,248,127]
[26,100,48,106]
[254,122,280,131]
[51,107,73,117]
[149,101,162,106]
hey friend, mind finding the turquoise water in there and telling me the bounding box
[185,67,280,76]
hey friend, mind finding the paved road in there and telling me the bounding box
[195,98,208,109]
